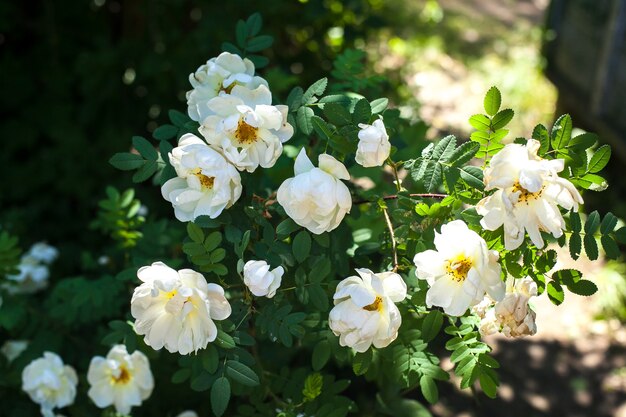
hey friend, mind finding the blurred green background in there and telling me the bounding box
[2,0,626,416]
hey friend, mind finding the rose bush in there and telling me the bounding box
[0,12,623,417]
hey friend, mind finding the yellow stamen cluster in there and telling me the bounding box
[111,366,131,385]
[363,296,383,312]
[511,181,544,204]
[235,118,259,145]
[445,256,473,282]
[191,169,215,190]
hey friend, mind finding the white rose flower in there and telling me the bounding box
[186,52,268,122]
[1,340,28,363]
[329,268,407,352]
[355,118,391,167]
[476,139,584,250]
[199,84,293,172]
[413,220,505,316]
[243,260,284,298]
[22,352,78,417]
[131,262,232,355]
[475,277,538,338]
[28,242,59,264]
[5,256,50,294]
[277,149,352,234]
[161,133,242,222]
[87,344,154,415]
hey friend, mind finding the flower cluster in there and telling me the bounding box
[474,277,538,338]
[477,139,583,250]
[163,52,293,222]
[5,242,58,294]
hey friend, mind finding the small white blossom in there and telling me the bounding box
[413,220,505,316]
[186,52,267,122]
[199,84,293,172]
[161,133,242,222]
[329,268,407,352]
[355,118,391,167]
[176,411,199,417]
[243,260,284,298]
[131,262,232,355]
[277,149,352,234]
[87,344,154,415]
[28,243,59,264]
[476,139,584,250]
[475,277,538,338]
[6,257,50,294]
[1,340,28,363]
[22,352,78,417]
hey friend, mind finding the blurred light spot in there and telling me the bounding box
[122,68,136,85]
[327,26,344,48]
[190,8,202,21]
[298,0,308,3]
[368,0,383,9]
[290,63,303,74]
[154,42,165,54]
[329,1,343,13]
[94,0,105,6]
[388,37,407,55]
[146,121,158,132]
[148,105,161,119]
[420,0,443,23]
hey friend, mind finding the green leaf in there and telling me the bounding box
[550,114,572,150]
[215,330,236,349]
[460,166,484,190]
[297,106,314,135]
[187,222,204,243]
[601,235,620,259]
[246,35,273,52]
[478,369,498,398]
[491,109,514,130]
[584,234,599,260]
[569,233,582,260]
[353,98,372,124]
[302,78,328,104]
[302,373,323,401]
[568,133,597,152]
[152,124,179,141]
[323,103,352,126]
[226,360,260,387]
[547,281,564,305]
[483,86,501,116]
[449,141,480,167]
[293,231,312,263]
[588,145,611,173]
[352,349,372,376]
[276,218,301,238]
[235,20,247,47]
[311,115,334,140]
[420,376,438,404]
[600,212,618,235]
[312,340,331,371]
[211,377,231,417]
[221,42,242,55]
[246,13,263,37]
[567,279,598,296]
[469,114,491,131]
[585,211,601,235]
[109,153,145,171]
[286,87,304,112]
[370,98,389,114]
[552,269,582,286]
[421,310,443,342]
[171,368,191,384]
[615,227,626,244]
[132,160,158,182]
[532,124,550,155]
[570,211,582,233]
